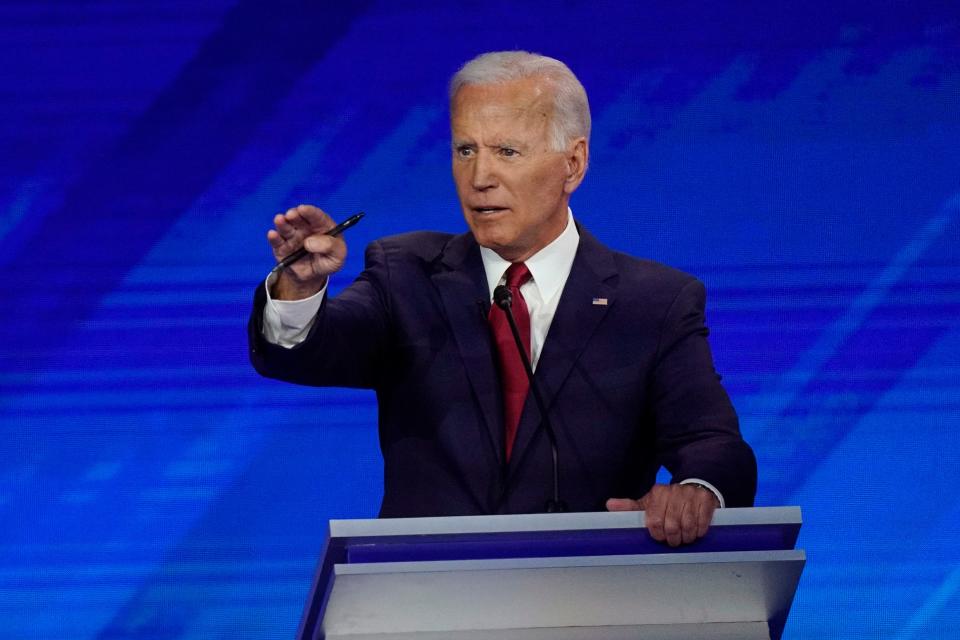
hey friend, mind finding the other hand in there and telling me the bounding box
[606,483,719,547]
[267,204,347,299]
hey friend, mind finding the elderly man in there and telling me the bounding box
[249,51,756,546]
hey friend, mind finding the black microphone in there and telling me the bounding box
[493,285,567,513]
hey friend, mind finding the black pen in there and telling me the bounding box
[273,212,365,271]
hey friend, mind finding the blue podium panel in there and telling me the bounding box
[335,507,800,563]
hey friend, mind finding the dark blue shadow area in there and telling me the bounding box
[1,0,372,370]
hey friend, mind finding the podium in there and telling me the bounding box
[298,507,804,640]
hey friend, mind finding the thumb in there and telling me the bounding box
[606,498,642,511]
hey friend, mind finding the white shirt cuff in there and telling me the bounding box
[679,478,725,508]
[261,270,327,348]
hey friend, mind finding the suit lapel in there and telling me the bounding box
[507,226,619,476]
[430,233,505,469]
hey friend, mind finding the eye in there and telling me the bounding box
[454,145,474,158]
[499,147,518,157]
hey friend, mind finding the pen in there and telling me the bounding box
[273,211,365,271]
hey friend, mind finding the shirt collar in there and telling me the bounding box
[479,208,580,303]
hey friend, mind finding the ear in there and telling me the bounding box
[563,137,589,194]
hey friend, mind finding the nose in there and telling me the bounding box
[471,150,498,191]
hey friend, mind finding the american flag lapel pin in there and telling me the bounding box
[592,297,608,306]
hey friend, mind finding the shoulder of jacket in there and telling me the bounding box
[608,249,699,290]
[366,230,463,266]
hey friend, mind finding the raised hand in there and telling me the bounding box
[267,204,347,300]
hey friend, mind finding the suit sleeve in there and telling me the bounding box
[248,240,393,389]
[650,278,757,507]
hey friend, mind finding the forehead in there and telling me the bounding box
[450,78,553,138]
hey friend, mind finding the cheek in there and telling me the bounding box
[522,167,564,202]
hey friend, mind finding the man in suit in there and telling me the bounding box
[249,51,756,546]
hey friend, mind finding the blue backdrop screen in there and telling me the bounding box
[1,2,958,638]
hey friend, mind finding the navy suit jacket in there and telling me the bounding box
[249,223,756,516]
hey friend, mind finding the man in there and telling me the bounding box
[249,51,756,547]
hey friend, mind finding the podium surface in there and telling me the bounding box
[299,507,804,640]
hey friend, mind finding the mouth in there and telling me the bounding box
[472,207,508,215]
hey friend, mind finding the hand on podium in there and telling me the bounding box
[606,483,719,547]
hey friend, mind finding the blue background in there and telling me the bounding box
[1,1,958,638]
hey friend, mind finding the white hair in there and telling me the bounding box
[449,51,591,151]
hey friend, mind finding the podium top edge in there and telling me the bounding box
[329,506,801,538]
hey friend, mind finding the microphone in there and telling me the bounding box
[493,285,567,513]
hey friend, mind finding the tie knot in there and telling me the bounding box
[504,262,531,289]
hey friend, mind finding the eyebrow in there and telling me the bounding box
[451,138,527,149]
[491,139,525,149]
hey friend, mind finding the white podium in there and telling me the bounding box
[297,507,804,640]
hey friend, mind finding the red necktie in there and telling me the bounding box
[488,262,532,461]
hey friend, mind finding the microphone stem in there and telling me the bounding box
[500,300,564,512]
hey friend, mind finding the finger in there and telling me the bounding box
[680,492,698,545]
[267,229,284,249]
[663,486,685,547]
[269,219,310,262]
[295,204,336,232]
[637,484,664,510]
[605,498,641,511]
[268,224,303,262]
[283,207,312,232]
[274,213,299,240]
[286,205,334,236]
[303,233,345,257]
[696,492,717,538]
[643,488,668,542]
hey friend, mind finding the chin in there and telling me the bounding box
[475,236,505,253]
[472,227,511,250]
[468,222,506,247]
[481,239,525,262]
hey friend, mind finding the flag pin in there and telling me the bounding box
[592,297,608,306]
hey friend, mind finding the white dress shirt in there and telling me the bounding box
[259,209,724,507]
[479,210,579,371]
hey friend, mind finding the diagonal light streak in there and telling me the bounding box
[894,563,960,640]
[749,193,960,433]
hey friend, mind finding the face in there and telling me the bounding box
[451,77,587,262]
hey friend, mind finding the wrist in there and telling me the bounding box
[272,271,327,301]
[692,483,721,507]
[679,479,724,508]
